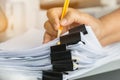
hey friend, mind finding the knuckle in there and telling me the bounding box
[44,21,48,29]
[47,9,53,17]
[47,8,56,18]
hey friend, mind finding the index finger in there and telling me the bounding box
[47,7,62,30]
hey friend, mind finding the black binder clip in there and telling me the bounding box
[60,32,81,45]
[50,44,66,53]
[69,24,88,35]
[52,60,73,71]
[50,44,73,72]
[42,70,63,80]
[50,50,72,63]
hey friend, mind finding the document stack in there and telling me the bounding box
[0,24,120,80]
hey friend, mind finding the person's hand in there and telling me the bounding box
[43,7,104,44]
[0,8,8,33]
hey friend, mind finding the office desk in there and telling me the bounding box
[75,58,120,80]
[77,69,120,80]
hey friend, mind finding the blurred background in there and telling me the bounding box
[0,0,120,42]
[0,0,119,80]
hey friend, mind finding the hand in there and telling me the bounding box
[43,7,104,44]
[0,7,8,33]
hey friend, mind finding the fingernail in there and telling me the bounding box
[43,39,48,44]
[43,41,48,44]
[42,41,46,44]
[61,19,67,26]
[42,41,45,44]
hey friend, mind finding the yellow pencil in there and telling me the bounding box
[57,0,70,38]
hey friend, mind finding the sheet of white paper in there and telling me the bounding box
[0,28,43,51]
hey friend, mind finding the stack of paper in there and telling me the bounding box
[0,25,119,80]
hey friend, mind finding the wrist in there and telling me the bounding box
[99,17,108,40]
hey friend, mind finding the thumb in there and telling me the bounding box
[60,14,75,27]
[60,11,81,27]
[60,11,92,27]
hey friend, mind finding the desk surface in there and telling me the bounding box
[77,69,120,80]
[69,48,120,80]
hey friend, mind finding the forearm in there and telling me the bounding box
[100,8,120,46]
[40,0,100,9]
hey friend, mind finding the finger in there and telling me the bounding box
[43,32,52,44]
[61,25,70,34]
[60,11,79,26]
[44,20,57,37]
[47,8,62,30]
[60,10,93,27]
